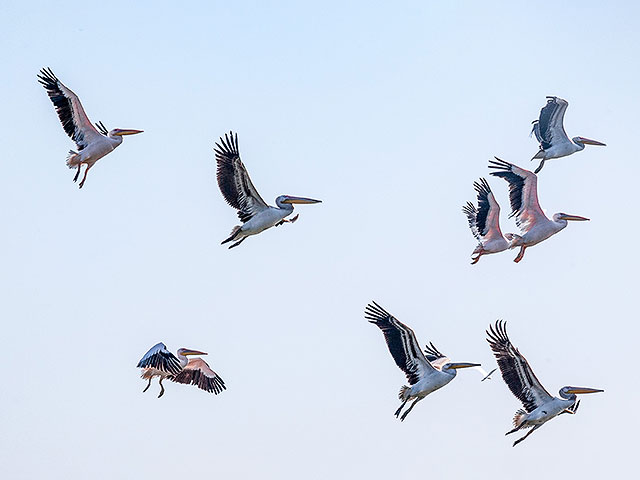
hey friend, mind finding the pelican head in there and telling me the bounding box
[110,128,144,136]
[554,213,590,222]
[177,348,208,356]
[276,195,322,208]
[573,136,606,147]
[559,386,604,399]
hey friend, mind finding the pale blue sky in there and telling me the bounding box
[1,1,638,478]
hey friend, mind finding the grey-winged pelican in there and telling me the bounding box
[487,320,603,446]
[215,132,321,248]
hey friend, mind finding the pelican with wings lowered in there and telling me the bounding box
[531,96,605,173]
[463,178,515,264]
[489,157,589,263]
[365,301,480,421]
[215,132,321,248]
[486,320,603,446]
[137,343,226,398]
[38,68,142,188]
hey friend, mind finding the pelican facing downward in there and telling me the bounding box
[531,96,605,173]
[463,178,514,264]
[38,68,142,188]
[366,301,480,421]
[215,132,321,249]
[487,321,603,447]
[137,343,226,398]
[489,158,589,263]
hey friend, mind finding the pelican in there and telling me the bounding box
[486,320,603,447]
[215,132,321,248]
[489,157,589,263]
[531,96,605,173]
[137,343,226,398]
[480,367,497,382]
[365,301,480,421]
[38,67,143,188]
[463,178,515,264]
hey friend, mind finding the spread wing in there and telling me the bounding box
[463,178,504,241]
[365,301,435,385]
[169,358,226,395]
[423,342,450,371]
[488,157,546,233]
[531,96,570,150]
[37,67,105,151]
[136,342,182,375]
[486,320,553,412]
[215,131,269,223]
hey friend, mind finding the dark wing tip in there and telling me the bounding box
[365,300,392,323]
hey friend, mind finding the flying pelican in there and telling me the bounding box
[463,178,515,264]
[480,367,497,382]
[486,320,603,447]
[365,301,480,421]
[488,157,589,263]
[215,132,322,248]
[38,67,143,188]
[531,96,605,173]
[137,343,226,398]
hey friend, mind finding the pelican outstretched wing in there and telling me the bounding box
[531,96,570,150]
[365,301,435,385]
[169,358,226,394]
[423,342,450,371]
[463,178,504,242]
[136,342,182,375]
[215,131,269,223]
[37,67,105,150]
[486,320,552,413]
[488,158,545,233]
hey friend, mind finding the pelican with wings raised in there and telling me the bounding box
[487,320,603,447]
[489,158,589,263]
[531,96,605,173]
[215,132,321,248]
[38,68,142,188]
[137,343,226,398]
[365,301,480,421]
[463,178,515,264]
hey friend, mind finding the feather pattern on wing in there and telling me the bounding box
[365,301,434,385]
[215,131,269,223]
[463,178,504,242]
[37,67,105,150]
[486,320,553,412]
[169,358,226,394]
[136,342,183,375]
[531,96,570,150]
[488,158,545,233]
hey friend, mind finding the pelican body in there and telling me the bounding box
[215,132,321,248]
[137,343,226,398]
[487,321,603,446]
[463,178,514,264]
[489,158,589,262]
[531,96,605,173]
[38,68,142,188]
[365,302,480,421]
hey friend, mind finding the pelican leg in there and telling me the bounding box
[513,424,541,447]
[399,397,423,422]
[78,165,91,189]
[534,160,545,174]
[73,164,82,183]
[228,237,247,249]
[158,378,165,398]
[394,399,409,418]
[513,246,527,263]
[471,253,482,265]
[142,377,152,393]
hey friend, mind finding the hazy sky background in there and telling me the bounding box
[1,1,638,478]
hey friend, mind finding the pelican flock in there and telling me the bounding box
[38,68,143,188]
[33,65,607,450]
[486,321,603,446]
[531,96,605,173]
[137,343,226,398]
[215,131,321,248]
[365,301,480,421]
